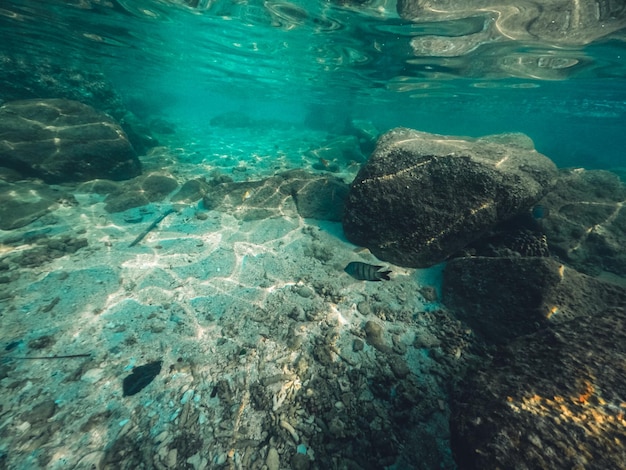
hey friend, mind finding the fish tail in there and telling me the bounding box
[378,270,392,281]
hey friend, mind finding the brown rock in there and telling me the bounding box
[0,99,141,183]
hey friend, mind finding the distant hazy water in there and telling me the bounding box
[1,0,625,169]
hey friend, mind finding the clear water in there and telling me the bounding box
[2,1,626,469]
[2,0,626,168]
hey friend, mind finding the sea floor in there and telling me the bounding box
[0,124,480,469]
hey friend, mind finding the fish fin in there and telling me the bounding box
[378,270,392,281]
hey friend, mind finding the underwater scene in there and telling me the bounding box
[1,0,626,469]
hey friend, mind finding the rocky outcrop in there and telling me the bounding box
[0,99,141,183]
[444,253,626,469]
[450,303,626,469]
[342,128,557,268]
[537,169,626,277]
[201,170,348,222]
[0,180,76,230]
[443,256,626,343]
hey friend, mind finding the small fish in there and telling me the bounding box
[344,262,391,281]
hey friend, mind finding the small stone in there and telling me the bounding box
[364,321,391,353]
[294,285,315,298]
[413,331,441,349]
[419,286,438,302]
[21,400,56,424]
[291,452,311,470]
[266,447,280,470]
[165,448,178,468]
[81,368,105,383]
[288,306,305,320]
[357,301,372,316]
[390,359,410,379]
[353,338,364,352]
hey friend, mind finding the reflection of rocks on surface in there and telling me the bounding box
[397,0,626,79]
[343,128,557,268]
[538,168,626,276]
[397,0,626,46]
[201,170,349,221]
[0,99,141,184]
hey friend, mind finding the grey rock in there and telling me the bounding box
[0,99,141,183]
[442,256,626,344]
[451,305,626,469]
[202,170,348,222]
[537,168,626,277]
[0,180,68,230]
[343,128,557,267]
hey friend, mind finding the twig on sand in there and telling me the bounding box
[3,353,92,361]
[128,208,177,247]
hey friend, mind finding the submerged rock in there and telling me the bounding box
[0,180,71,230]
[451,304,626,469]
[443,256,626,343]
[537,168,626,277]
[343,128,557,267]
[201,170,348,221]
[0,99,141,183]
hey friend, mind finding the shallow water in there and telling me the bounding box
[1,1,626,470]
[2,0,626,168]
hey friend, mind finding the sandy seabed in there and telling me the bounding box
[0,129,476,470]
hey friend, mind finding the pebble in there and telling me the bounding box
[266,447,280,470]
[165,448,178,468]
[294,285,315,298]
[364,321,391,353]
[180,389,195,404]
[81,368,104,383]
[291,452,311,470]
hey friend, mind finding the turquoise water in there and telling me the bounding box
[2,0,626,168]
[2,2,626,469]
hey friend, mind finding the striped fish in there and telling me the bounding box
[344,262,391,281]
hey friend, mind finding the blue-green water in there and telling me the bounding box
[2,2,626,470]
[2,0,626,168]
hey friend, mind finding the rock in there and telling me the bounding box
[0,180,71,230]
[265,447,280,470]
[0,99,141,183]
[442,256,626,344]
[306,135,365,169]
[347,119,380,155]
[537,169,626,277]
[363,320,392,353]
[99,172,178,213]
[450,305,626,469]
[209,111,251,128]
[171,178,211,203]
[122,360,163,397]
[343,128,557,267]
[21,400,57,424]
[202,170,348,222]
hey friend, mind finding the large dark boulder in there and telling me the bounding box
[537,168,626,277]
[444,254,626,469]
[451,304,626,469]
[443,256,626,343]
[0,99,141,183]
[342,128,557,267]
